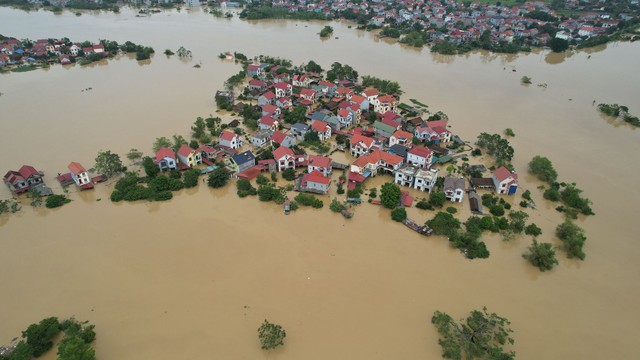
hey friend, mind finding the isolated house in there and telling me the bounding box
[3,165,44,194]
[68,161,93,189]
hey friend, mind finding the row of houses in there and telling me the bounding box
[0,37,108,67]
[253,0,634,48]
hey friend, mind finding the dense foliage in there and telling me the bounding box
[529,156,558,183]
[94,150,124,178]
[207,168,229,188]
[380,182,401,209]
[556,220,587,260]
[523,239,559,272]
[257,320,286,350]
[432,307,515,360]
[45,194,70,208]
[391,207,407,222]
[475,133,514,166]
[294,193,323,208]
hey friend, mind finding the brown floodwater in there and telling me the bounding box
[1,7,640,359]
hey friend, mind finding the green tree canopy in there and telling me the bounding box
[391,207,407,222]
[528,156,558,183]
[142,156,160,178]
[431,307,515,360]
[94,150,124,178]
[380,182,401,209]
[152,137,172,152]
[475,133,514,166]
[426,212,461,237]
[523,238,559,272]
[257,320,286,350]
[207,168,229,188]
[556,220,587,260]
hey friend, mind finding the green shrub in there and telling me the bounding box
[183,169,200,188]
[489,205,504,217]
[153,191,173,201]
[391,207,407,222]
[45,194,70,209]
[446,206,457,214]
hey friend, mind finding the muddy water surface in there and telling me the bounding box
[1,7,640,359]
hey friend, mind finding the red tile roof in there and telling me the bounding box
[493,166,517,183]
[18,165,39,179]
[273,82,291,89]
[408,146,433,158]
[262,104,278,113]
[155,147,176,162]
[270,131,288,144]
[273,146,294,160]
[337,109,350,117]
[352,149,403,168]
[307,155,332,168]
[68,161,86,175]
[350,134,374,147]
[350,94,366,104]
[311,120,329,133]
[364,89,379,97]
[220,130,237,141]
[261,91,275,99]
[300,88,316,97]
[302,170,330,185]
[392,130,414,141]
[177,145,196,157]
[259,115,276,126]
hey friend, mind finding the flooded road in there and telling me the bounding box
[1,7,640,359]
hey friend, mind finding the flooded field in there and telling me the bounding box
[1,6,640,359]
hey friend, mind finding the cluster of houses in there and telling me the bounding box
[0,37,108,68]
[204,60,519,204]
[3,57,519,208]
[244,0,634,47]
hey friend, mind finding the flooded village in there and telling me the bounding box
[1,5,640,360]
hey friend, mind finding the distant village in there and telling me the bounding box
[3,54,519,222]
[239,0,639,52]
[0,36,153,70]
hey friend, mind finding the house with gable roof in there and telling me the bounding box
[3,165,45,194]
[350,149,403,176]
[154,147,178,172]
[389,130,414,147]
[311,120,332,141]
[299,88,318,103]
[492,166,518,195]
[68,162,93,189]
[247,64,264,77]
[258,91,276,106]
[407,146,433,169]
[250,130,271,148]
[444,177,466,202]
[219,130,243,149]
[270,131,296,148]
[307,155,332,177]
[258,115,278,132]
[349,134,375,157]
[177,145,203,168]
[374,95,398,114]
[273,146,304,172]
[300,170,331,194]
[337,108,354,127]
[273,82,293,98]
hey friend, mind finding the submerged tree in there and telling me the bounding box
[94,150,124,178]
[523,238,559,272]
[257,320,286,350]
[431,307,515,360]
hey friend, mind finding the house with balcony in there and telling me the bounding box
[154,147,177,172]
